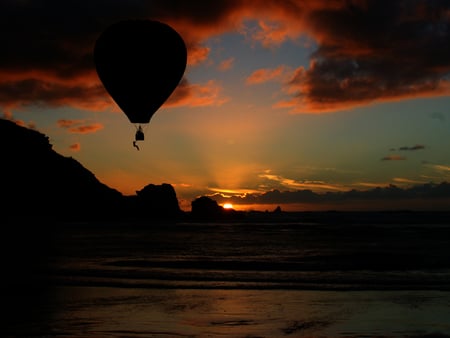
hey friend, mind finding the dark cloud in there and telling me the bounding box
[0,0,238,110]
[1,0,449,113]
[280,0,450,112]
[0,78,109,110]
[211,182,450,208]
[398,144,425,151]
[0,0,241,73]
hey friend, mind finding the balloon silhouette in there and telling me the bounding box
[94,20,187,149]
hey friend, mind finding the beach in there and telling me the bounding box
[6,286,450,337]
[4,212,450,337]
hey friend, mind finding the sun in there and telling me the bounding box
[223,203,233,209]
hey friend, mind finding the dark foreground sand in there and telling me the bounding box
[5,286,450,337]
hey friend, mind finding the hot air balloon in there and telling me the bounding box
[94,20,187,150]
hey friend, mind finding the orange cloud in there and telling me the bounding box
[250,20,297,48]
[207,187,262,198]
[2,110,13,120]
[187,44,211,66]
[57,119,104,134]
[246,65,288,85]
[68,124,103,134]
[218,57,235,71]
[432,164,450,172]
[57,119,83,128]
[259,170,346,192]
[2,110,36,129]
[392,177,426,185]
[165,79,229,108]
[69,143,81,152]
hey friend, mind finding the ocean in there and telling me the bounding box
[4,211,450,337]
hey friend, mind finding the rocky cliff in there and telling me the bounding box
[0,118,181,222]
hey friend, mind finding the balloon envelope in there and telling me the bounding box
[94,20,187,124]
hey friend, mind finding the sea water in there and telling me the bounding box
[4,212,450,337]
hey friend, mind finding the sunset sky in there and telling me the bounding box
[1,0,450,211]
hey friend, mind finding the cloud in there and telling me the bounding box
[246,65,289,85]
[218,57,235,71]
[290,1,450,113]
[2,110,36,129]
[0,0,237,112]
[1,0,449,115]
[392,177,426,185]
[381,155,407,161]
[165,79,229,107]
[273,1,450,113]
[398,144,425,151]
[3,110,15,121]
[250,20,297,48]
[187,45,211,66]
[258,171,345,191]
[69,143,81,152]
[422,162,450,183]
[432,164,450,172]
[210,182,450,209]
[57,119,85,128]
[57,119,103,134]
[208,187,261,198]
[0,71,112,111]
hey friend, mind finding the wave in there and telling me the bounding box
[29,220,450,291]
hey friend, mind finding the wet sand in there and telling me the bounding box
[5,286,450,337]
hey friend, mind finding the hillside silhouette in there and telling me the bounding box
[0,118,182,222]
